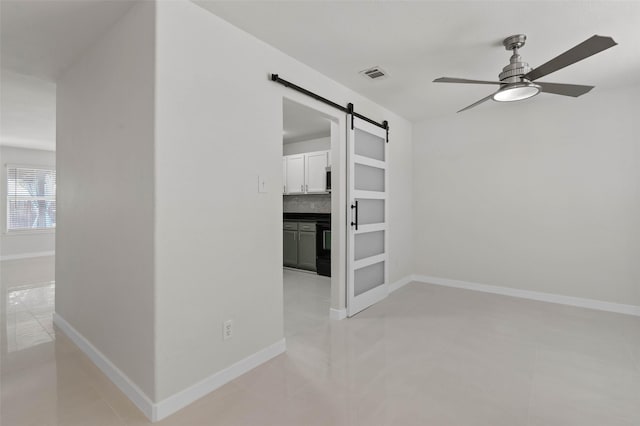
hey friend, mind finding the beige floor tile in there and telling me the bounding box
[3,258,640,426]
[529,348,640,424]
[528,410,639,426]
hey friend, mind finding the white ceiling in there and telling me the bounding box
[1,0,135,81]
[283,99,331,144]
[2,1,638,152]
[0,0,135,151]
[196,1,640,121]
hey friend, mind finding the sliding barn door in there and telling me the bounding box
[347,116,388,317]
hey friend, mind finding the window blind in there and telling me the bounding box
[6,166,56,231]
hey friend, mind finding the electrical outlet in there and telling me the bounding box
[223,320,233,340]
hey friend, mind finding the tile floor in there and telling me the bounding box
[283,268,331,338]
[1,257,639,425]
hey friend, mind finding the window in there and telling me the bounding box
[6,166,56,231]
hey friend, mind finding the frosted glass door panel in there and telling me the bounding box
[356,199,385,225]
[355,231,385,261]
[355,164,385,192]
[354,262,385,296]
[355,128,385,161]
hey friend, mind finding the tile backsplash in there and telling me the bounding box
[283,194,331,213]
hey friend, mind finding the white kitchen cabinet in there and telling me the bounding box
[283,150,329,195]
[282,157,287,194]
[305,151,329,193]
[285,154,305,194]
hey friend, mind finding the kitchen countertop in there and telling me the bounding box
[283,212,331,223]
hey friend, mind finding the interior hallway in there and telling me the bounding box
[1,257,639,425]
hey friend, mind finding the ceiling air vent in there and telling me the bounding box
[359,66,388,81]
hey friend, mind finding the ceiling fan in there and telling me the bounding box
[434,34,617,112]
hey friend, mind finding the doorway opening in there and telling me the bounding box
[282,97,343,337]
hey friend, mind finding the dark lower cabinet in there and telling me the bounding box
[283,229,298,267]
[283,221,316,272]
[297,230,316,271]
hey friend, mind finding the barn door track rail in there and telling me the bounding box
[270,74,389,142]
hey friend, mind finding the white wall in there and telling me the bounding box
[283,136,330,155]
[56,1,156,400]
[0,70,56,151]
[154,0,413,401]
[388,112,414,285]
[0,146,56,258]
[413,86,640,306]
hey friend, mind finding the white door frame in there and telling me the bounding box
[281,93,348,320]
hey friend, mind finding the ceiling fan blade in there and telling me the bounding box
[538,82,594,97]
[434,77,503,85]
[524,35,617,81]
[457,92,496,113]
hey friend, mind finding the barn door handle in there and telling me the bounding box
[350,201,358,230]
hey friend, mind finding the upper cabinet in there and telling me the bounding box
[305,151,329,193]
[282,157,287,194]
[285,154,305,194]
[283,150,329,195]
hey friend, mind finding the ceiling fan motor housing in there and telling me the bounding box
[499,34,532,83]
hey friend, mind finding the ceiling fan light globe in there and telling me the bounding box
[493,83,541,102]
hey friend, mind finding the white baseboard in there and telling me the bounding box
[52,313,155,420]
[389,275,414,293]
[154,338,286,421]
[0,250,55,261]
[329,307,347,320]
[54,313,287,422]
[413,275,640,317]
